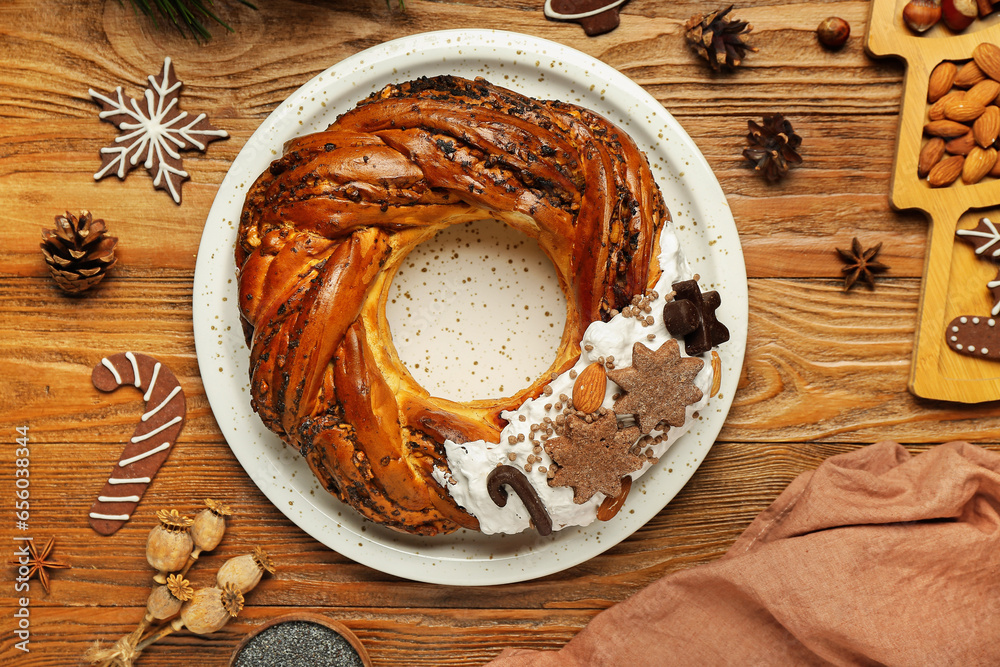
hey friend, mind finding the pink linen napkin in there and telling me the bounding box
[489,441,1000,666]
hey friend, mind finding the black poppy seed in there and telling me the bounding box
[233,621,365,667]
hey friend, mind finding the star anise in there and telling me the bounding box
[684,5,758,71]
[743,114,803,182]
[12,537,69,594]
[836,238,889,291]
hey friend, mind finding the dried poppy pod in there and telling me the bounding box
[146,574,193,624]
[131,573,194,640]
[180,498,232,575]
[132,582,245,659]
[146,509,194,584]
[216,546,275,594]
[179,582,244,635]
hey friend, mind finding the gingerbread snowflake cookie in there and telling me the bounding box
[90,57,227,204]
[609,339,705,433]
[545,411,642,503]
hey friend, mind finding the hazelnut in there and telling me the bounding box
[941,0,976,31]
[903,0,942,32]
[817,17,850,49]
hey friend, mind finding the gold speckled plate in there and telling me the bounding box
[193,29,747,585]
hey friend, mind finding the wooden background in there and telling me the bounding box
[3,0,1000,664]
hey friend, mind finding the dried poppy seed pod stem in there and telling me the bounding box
[180,498,231,576]
[137,574,193,637]
[146,509,194,584]
[216,546,275,594]
[132,583,244,657]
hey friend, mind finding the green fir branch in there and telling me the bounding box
[120,0,256,39]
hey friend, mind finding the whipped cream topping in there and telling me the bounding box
[434,222,714,534]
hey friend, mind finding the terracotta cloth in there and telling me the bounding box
[489,441,1000,666]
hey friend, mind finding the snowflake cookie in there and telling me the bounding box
[90,57,227,204]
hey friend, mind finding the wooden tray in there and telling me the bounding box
[866,0,1000,403]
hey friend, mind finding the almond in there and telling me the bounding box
[928,61,958,102]
[974,105,1000,146]
[919,137,946,176]
[929,90,964,120]
[954,60,986,88]
[965,79,1000,106]
[989,154,1000,176]
[571,362,607,414]
[925,119,974,137]
[596,476,631,521]
[710,350,722,398]
[945,131,977,155]
[944,99,987,122]
[928,154,965,186]
[973,43,1000,82]
[962,146,997,183]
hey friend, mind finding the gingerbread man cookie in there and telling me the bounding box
[544,0,630,36]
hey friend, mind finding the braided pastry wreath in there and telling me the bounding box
[236,76,670,536]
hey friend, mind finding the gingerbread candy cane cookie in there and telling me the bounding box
[89,352,185,535]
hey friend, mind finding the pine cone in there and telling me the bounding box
[685,5,758,71]
[40,211,118,293]
[742,115,803,182]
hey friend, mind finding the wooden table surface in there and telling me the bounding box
[4,0,1000,665]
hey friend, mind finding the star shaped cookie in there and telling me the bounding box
[609,339,704,433]
[546,411,642,504]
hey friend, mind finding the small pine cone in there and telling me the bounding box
[40,211,117,293]
[684,5,758,71]
[742,115,803,182]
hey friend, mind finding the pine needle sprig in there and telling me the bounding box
[120,0,257,40]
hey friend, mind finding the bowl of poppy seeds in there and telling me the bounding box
[230,614,372,667]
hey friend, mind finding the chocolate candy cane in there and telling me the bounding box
[89,352,185,535]
[487,466,553,536]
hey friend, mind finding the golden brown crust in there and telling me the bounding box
[236,76,668,535]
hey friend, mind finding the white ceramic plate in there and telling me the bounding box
[193,29,747,586]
